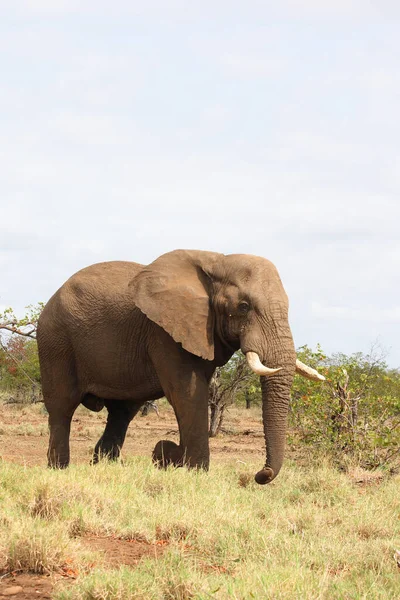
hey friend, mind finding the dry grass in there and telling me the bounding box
[5,520,73,574]
[0,399,398,598]
[0,455,398,599]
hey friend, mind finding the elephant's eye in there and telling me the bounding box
[238,301,250,315]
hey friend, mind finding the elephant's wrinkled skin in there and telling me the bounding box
[37,249,323,483]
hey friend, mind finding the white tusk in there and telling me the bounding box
[246,352,282,376]
[296,359,325,381]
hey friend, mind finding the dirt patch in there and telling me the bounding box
[0,573,53,599]
[0,538,168,598]
[81,536,167,568]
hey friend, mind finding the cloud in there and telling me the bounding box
[218,53,286,79]
[312,302,400,323]
[10,0,400,21]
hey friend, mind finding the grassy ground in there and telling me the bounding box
[0,400,399,599]
[1,458,399,598]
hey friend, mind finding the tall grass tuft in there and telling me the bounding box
[5,520,73,574]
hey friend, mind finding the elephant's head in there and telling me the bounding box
[130,249,324,484]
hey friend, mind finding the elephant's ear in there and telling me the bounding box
[129,250,221,361]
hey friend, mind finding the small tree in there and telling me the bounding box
[0,303,44,339]
[290,344,400,471]
[208,352,254,437]
[0,304,44,401]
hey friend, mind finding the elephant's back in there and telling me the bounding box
[40,261,144,331]
[67,261,143,291]
[63,261,143,307]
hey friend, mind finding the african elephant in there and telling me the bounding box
[37,249,324,484]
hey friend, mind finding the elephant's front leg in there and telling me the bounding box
[93,400,141,463]
[175,375,210,468]
[155,367,211,470]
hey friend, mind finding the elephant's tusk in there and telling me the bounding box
[246,352,282,376]
[296,359,325,381]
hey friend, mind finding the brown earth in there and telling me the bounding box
[0,574,53,599]
[0,401,266,467]
[0,401,266,599]
[0,537,167,599]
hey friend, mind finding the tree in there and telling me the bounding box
[0,303,44,339]
[0,304,44,401]
[208,352,254,436]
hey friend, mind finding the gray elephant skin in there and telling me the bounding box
[37,249,323,484]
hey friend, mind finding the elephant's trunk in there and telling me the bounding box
[254,374,293,483]
[254,335,295,485]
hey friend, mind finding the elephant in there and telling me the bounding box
[37,249,324,484]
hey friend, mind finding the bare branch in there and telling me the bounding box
[0,303,43,339]
[0,323,37,338]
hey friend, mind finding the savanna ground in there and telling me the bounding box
[0,398,399,599]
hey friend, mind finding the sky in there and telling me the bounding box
[1,1,400,366]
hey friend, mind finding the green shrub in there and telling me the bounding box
[289,345,400,471]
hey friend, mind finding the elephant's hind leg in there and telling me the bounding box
[46,393,81,468]
[93,400,142,463]
[41,362,81,469]
[47,412,74,468]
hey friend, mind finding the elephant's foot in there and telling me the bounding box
[47,450,69,469]
[92,442,121,464]
[47,414,72,469]
[152,440,185,468]
[92,452,120,465]
[48,461,69,469]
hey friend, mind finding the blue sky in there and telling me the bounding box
[1,1,400,366]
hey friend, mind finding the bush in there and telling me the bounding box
[289,345,400,471]
[0,337,41,402]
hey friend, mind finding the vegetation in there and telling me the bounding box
[208,353,252,437]
[0,456,399,599]
[0,303,42,339]
[290,344,400,473]
[0,305,42,402]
